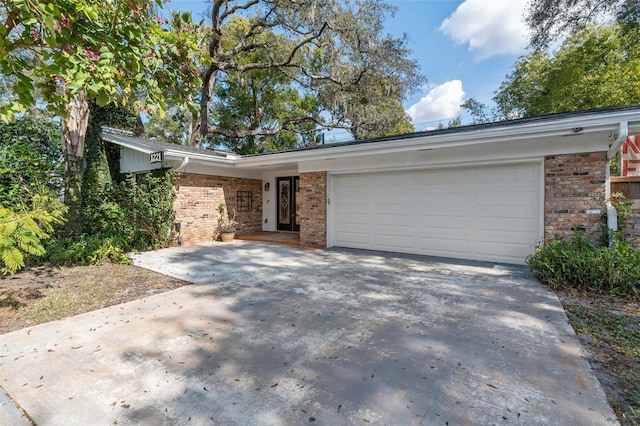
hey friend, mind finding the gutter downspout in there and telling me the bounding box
[174,156,189,172]
[605,121,628,245]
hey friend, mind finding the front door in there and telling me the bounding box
[277,176,300,231]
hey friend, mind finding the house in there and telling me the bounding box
[102,106,640,265]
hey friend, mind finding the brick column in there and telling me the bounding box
[299,172,327,247]
[544,152,607,242]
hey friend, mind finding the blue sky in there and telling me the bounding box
[165,0,531,131]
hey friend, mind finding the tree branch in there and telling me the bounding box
[220,0,261,22]
[231,22,328,72]
[2,8,21,40]
[206,114,346,139]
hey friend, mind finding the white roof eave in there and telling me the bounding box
[164,150,236,165]
[235,113,637,168]
[106,107,640,170]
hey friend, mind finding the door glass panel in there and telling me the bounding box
[279,180,290,225]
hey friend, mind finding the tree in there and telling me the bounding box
[436,116,462,129]
[494,25,640,118]
[0,110,68,274]
[460,98,493,124]
[0,1,202,121]
[146,106,192,145]
[190,0,423,147]
[526,0,640,49]
[0,110,62,208]
[204,16,321,153]
[1,2,203,220]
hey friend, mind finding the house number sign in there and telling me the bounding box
[150,151,164,163]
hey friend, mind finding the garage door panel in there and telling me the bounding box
[336,210,369,225]
[371,172,414,187]
[477,216,536,233]
[476,193,538,209]
[335,175,371,186]
[418,214,469,231]
[476,241,535,263]
[373,234,415,250]
[331,163,541,264]
[375,213,414,227]
[415,169,467,184]
[419,236,469,256]
[418,191,469,205]
[374,194,416,207]
[334,231,370,246]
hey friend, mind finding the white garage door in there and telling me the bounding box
[330,163,541,264]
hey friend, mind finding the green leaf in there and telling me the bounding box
[96,92,109,106]
[43,15,56,35]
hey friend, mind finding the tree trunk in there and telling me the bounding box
[60,92,90,232]
[135,113,146,138]
[189,66,219,148]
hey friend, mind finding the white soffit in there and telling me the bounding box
[235,109,640,169]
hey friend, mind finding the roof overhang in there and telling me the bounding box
[102,131,238,166]
[103,107,640,174]
[234,108,640,170]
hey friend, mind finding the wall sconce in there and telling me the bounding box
[264,182,270,191]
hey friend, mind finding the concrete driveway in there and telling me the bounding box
[0,242,617,425]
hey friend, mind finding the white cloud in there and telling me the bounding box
[439,0,530,60]
[406,80,465,125]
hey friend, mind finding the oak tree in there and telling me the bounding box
[190,0,423,147]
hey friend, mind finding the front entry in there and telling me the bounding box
[277,176,300,231]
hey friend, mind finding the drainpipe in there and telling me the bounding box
[174,156,189,172]
[605,121,628,245]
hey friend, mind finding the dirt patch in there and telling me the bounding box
[558,289,640,425]
[0,263,189,334]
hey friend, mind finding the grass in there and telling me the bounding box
[0,263,189,334]
[561,294,640,425]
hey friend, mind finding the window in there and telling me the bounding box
[237,191,253,212]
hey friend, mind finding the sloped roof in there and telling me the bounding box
[244,106,640,157]
[101,127,236,159]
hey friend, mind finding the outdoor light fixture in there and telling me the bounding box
[264,182,270,191]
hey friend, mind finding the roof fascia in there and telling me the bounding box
[235,109,640,168]
[103,134,236,166]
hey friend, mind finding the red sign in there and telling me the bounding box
[622,135,640,176]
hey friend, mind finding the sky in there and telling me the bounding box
[164,0,532,133]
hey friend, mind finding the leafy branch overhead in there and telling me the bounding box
[190,0,424,148]
[526,0,640,49]
[0,0,204,122]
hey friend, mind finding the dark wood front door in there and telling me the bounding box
[277,176,300,231]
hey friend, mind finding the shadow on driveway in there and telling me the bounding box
[0,242,617,425]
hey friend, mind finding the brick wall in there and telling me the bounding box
[173,173,262,244]
[544,152,607,242]
[299,172,327,247]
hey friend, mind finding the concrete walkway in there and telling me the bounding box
[0,242,617,425]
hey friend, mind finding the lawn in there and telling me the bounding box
[557,290,640,425]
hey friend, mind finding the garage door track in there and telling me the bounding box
[0,242,617,425]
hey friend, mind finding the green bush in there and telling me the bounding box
[526,232,640,298]
[47,234,131,266]
[0,190,67,274]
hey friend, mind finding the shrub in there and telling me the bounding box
[44,169,175,267]
[0,190,67,274]
[47,234,130,266]
[526,231,640,298]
